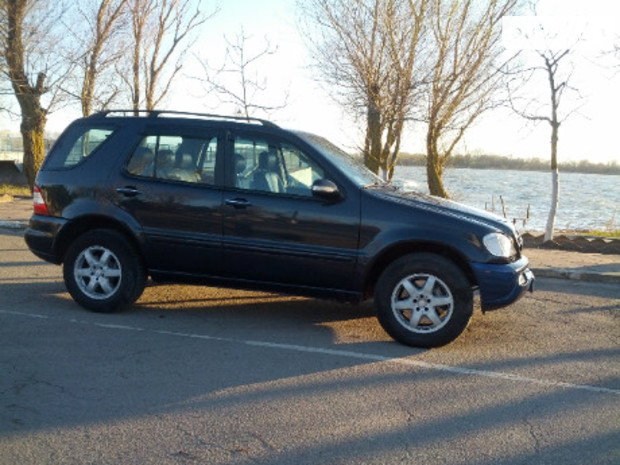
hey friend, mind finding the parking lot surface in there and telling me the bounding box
[1,229,619,465]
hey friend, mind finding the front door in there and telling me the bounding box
[222,132,360,291]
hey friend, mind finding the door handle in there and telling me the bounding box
[225,198,252,209]
[116,187,142,197]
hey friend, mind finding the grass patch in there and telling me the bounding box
[0,184,31,197]
[581,230,620,238]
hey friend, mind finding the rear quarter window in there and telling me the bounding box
[44,125,117,169]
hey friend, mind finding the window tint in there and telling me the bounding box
[46,126,116,169]
[126,134,218,185]
[233,136,326,196]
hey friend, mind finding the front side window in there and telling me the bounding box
[295,131,379,187]
[233,136,326,196]
[126,134,218,185]
[46,126,117,169]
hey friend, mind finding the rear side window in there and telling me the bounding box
[45,125,117,169]
[126,133,218,185]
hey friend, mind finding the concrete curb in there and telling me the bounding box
[531,267,620,285]
[0,220,27,230]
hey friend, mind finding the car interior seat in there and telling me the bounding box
[156,149,176,179]
[127,147,155,177]
[253,151,284,193]
[234,153,249,188]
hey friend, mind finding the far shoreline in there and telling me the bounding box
[397,153,620,176]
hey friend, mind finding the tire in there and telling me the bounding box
[375,253,473,348]
[63,229,146,313]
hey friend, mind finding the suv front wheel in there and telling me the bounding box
[63,229,146,312]
[375,253,473,348]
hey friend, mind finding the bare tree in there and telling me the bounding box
[301,0,427,179]
[0,0,68,189]
[196,28,288,119]
[537,50,569,241]
[423,0,518,198]
[126,0,154,111]
[506,11,590,241]
[509,46,577,241]
[125,0,213,112]
[75,0,129,116]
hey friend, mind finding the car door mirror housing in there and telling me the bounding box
[312,179,341,201]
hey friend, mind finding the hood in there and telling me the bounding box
[371,185,516,235]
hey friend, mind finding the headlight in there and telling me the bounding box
[483,232,517,258]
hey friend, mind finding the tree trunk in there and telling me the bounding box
[426,125,449,198]
[81,51,99,116]
[364,85,382,176]
[544,121,560,241]
[426,158,449,198]
[131,32,141,113]
[4,0,48,191]
[20,111,47,189]
[544,168,559,241]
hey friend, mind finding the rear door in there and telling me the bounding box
[113,126,225,275]
[221,131,361,291]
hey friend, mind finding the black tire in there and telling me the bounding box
[375,253,473,348]
[63,229,146,313]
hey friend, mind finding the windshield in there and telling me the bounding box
[294,131,382,187]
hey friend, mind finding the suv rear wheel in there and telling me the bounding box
[375,253,473,348]
[63,229,146,312]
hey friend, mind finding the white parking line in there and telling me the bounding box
[3,309,619,396]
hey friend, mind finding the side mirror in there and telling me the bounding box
[311,179,342,201]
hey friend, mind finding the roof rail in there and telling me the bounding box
[89,109,279,128]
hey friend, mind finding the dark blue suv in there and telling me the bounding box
[25,110,534,347]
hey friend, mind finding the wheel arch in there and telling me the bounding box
[362,241,477,300]
[54,215,144,265]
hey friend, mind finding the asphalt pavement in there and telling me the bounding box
[1,194,619,284]
[1,228,619,465]
[1,198,619,465]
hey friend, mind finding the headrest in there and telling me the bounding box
[234,154,246,174]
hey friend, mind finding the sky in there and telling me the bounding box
[2,0,619,164]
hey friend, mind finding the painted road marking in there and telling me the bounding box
[2,309,618,396]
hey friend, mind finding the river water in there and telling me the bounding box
[393,166,619,232]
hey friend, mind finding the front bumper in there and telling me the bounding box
[471,256,535,311]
